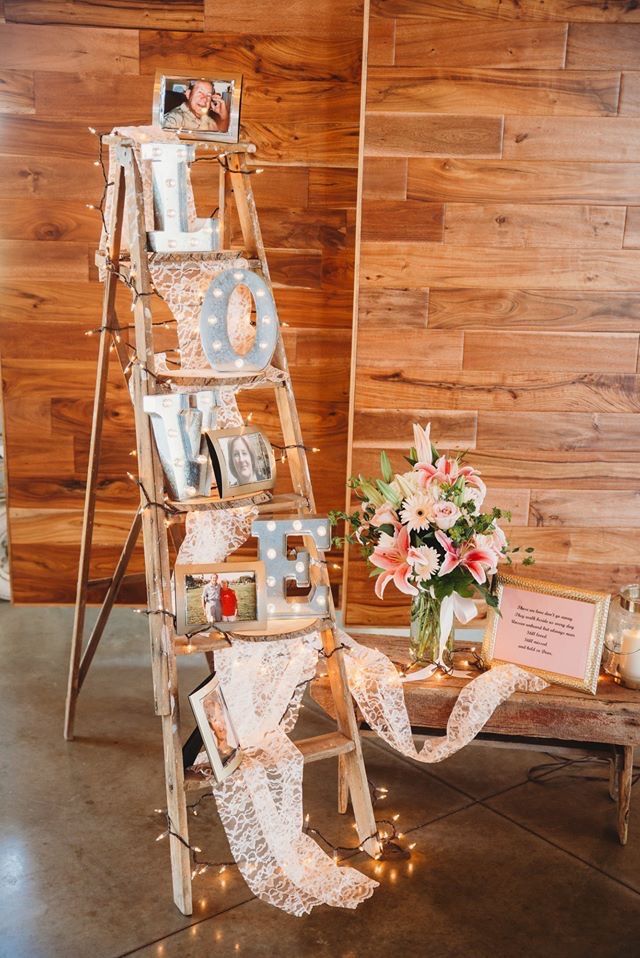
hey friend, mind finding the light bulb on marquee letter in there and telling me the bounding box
[143,390,219,500]
[200,268,279,374]
[140,142,219,253]
[252,517,331,618]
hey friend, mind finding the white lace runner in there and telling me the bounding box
[339,629,549,762]
[211,636,378,916]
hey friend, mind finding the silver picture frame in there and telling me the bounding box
[175,560,267,636]
[153,70,243,143]
[188,673,242,783]
[205,425,276,499]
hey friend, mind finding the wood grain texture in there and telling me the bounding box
[4,0,204,30]
[362,156,407,199]
[619,72,640,116]
[407,159,640,204]
[529,489,640,527]
[346,5,640,622]
[370,0,640,23]
[352,408,478,449]
[0,22,138,72]
[566,24,640,69]
[463,331,639,373]
[367,68,619,116]
[139,30,362,82]
[503,117,640,160]
[361,199,443,242]
[428,289,640,331]
[357,326,463,368]
[368,16,395,66]
[361,242,640,290]
[364,113,504,157]
[623,208,640,250]
[358,287,428,325]
[354,369,640,413]
[204,0,363,38]
[0,1,363,604]
[0,69,33,113]
[394,20,568,68]
[444,204,625,249]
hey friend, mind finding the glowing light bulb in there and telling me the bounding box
[267,521,276,531]
[292,520,302,531]
[267,576,276,587]
[267,548,277,560]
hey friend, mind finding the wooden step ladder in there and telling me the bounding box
[63,134,379,915]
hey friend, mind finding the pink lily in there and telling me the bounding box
[371,526,419,599]
[435,531,497,586]
[415,454,479,490]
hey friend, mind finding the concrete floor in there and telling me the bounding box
[1,603,639,958]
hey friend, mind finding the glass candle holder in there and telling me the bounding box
[603,584,640,689]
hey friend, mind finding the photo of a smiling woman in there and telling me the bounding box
[223,434,271,486]
[204,426,276,498]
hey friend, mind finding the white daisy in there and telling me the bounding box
[399,492,434,532]
[408,544,440,581]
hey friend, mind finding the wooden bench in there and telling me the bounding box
[311,634,640,845]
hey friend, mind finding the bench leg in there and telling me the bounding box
[617,745,633,846]
[609,745,622,801]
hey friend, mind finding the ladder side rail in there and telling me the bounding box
[64,163,127,741]
[121,143,193,915]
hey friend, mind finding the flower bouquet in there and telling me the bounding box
[331,424,533,669]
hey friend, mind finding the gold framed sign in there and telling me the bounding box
[482,573,610,695]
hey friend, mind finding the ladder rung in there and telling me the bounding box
[168,492,308,514]
[174,615,332,655]
[95,251,261,271]
[183,732,356,792]
[295,732,356,764]
[154,365,288,389]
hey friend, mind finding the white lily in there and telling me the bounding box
[413,422,432,465]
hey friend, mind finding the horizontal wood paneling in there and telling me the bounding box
[462,331,638,373]
[354,369,640,413]
[358,287,428,325]
[428,289,640,331]
[407,159,640,204]
[205,0,363,38]
[0,1,363,603]
[503,117,640,161]
[139,30,362,82]
[566,24,640,69]
[361,200,443,242]
[367,69,619,116]
[4,0,205,30]
[345,1,640,625]
[444,204,625,249]
[370,0,640,23]
[357,326,463,368]
[364,113,503,157]
[361,242,640,290]
[394,21,568,68]
[0,69,33,113]
[0,22,138,72]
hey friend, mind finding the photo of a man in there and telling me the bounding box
[163,78,231,133]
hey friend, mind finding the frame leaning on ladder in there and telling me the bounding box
[63,134,379,915]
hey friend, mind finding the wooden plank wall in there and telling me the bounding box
[344,0,640,626]
[0,0,363,603]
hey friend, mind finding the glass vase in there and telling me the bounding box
[409,592,455,667]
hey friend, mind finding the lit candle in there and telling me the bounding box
[618,627,640,688]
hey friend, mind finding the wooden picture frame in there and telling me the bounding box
[175,560,267,636]
[482,573,611,694]
[205,426,276,499]
[153,71,243,143]
[188,673,242,783]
